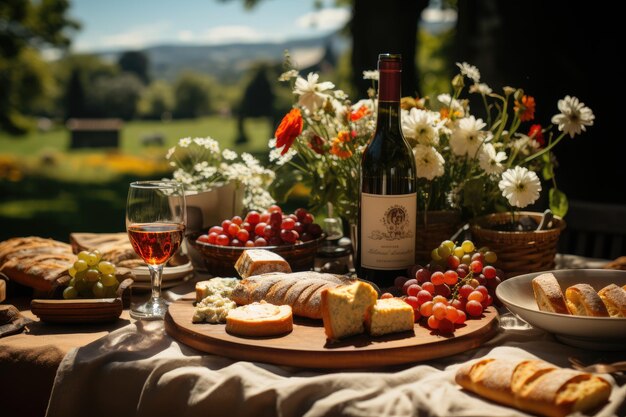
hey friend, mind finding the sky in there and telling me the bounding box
[68,0,351,52]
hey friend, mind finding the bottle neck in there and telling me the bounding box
[376,101,401,133]
[376,64,401,132]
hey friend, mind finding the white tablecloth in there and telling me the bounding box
[45,311,626,417]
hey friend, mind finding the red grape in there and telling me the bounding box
[221,219,232,232]
[244,240,255,247]
[245,210,261,225]
[380,292,394,299]
[468,290,484,302]
[431,271,445,285]
[455,310,467,324]
[228,223,240,236]
[293,222,304,234]
[231,215,243,225]
[416,268,431,283]
[308,223,323,237]
[260,212,270,223]
[404,296,419,309]
[254,222,267,237]
[470,260,483,273]
[209,226,223,235]
[236,229,249,242]
[241,222,253,233]
[302,213,314,224]
[263,225,275,238]
[475,285,489,298]
[443,270,459,285]
[420,301,434,317]
[482,294,493,308]
[269,211,282,226]
[294,208,308,221]
[406,284,422,297]
[216,234,230,246]
[254,237,267,247]
[268,204,282,214]
[281,218,296,230]
[402,278,419,295]
[445,305,459,322]
[434,284,451,298]
[280,229,298,244]
[197,234,210,243]
[458,284,474,299]
[413,308,422,322]
[483,265,497,279]
[465,300,483,317]
[394,275,409,289]
[471,252,485,263]
[427,315,440,329]
[447,255,460,269]
[437,318,455,333]
[422,281,435,294]
[207,232,218,244]
[432,302,447,320]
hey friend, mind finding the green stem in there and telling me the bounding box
[522,132,566,164]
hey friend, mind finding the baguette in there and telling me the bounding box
[565,283,609,317]
[598,283,626,317]
[230,271,354,319]
[455,358,611,417]
[532,273,569,314]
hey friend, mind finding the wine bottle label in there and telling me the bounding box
[360,192,416,269]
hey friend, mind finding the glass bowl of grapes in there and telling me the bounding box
[187,205,326,277]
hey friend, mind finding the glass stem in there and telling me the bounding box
[148,263,164,301]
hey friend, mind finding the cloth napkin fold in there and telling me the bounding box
[46,313,626,417]
[0,304,34,338]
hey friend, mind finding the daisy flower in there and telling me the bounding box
[479,143,507,175]
[293,73,335,111]
[449,116,488,157]
[278,69,299,81]
[551,95,595,138]
[413,145,445,180]
[401,108,442,146]
[498,166,542,208]
[469,83,492,95]
[362,70,379,81]
[456,62,481,83]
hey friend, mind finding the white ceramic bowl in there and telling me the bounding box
[496,269,626,350]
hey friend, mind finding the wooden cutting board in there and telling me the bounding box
[165,294,500,370]
[31,298,123,323]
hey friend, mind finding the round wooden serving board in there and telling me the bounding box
[165,293,500,370]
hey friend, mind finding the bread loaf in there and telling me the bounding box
[230,271,354,319]
[565,283,609,317]
[455,358,611,417]
[320,281,378,340]
[532,273,569,314]
[234,249,291,278]
[365,297,414,337]
[598,283,626,317]
[225,301,293,337]
[0,237,74,292]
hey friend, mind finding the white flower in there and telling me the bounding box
[479,143,507,175]
[551,95,595,138]
[511,134,540,154]
[178,137,192,147]
[293,73,335,111]
[413,145,445,180]
[333,89,348,100]
[362,70,379,81]
[165,146,176,160]
[401,108,441,146]
[269,138,296,166]
[221,149,237,161]
[449,116,488,157]
[469,83,492,95]
[456,62,481,83]
[278,69,299,81]
[498,166,542,208]
[437,93,465,117]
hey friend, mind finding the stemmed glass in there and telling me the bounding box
[126,181,186,319]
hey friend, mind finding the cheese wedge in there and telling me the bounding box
[365,298,414,336]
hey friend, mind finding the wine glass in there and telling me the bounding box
[126,180,186,319]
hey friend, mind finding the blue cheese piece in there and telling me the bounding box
[192,294,237,323]
[195,277,239,302]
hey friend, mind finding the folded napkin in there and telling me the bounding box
[0,305,33,338]
[46,313,626,417]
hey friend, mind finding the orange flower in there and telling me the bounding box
[528,124,545,147]
[439,107,462,120]
[275,108,303,155]
[515,95,536,122]
[350,105,370,121]
[330,131,352,159]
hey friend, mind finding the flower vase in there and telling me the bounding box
[470,211,566,278]
[181,183,244,271]
[415,210,462,265]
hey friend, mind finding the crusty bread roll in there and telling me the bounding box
[565,284,609,317]
[234,249,291,278]
[230,271,354,319]
[320,280,378,340]
[598,283,626,317]
[455,358,611,417]
[532,273,569,314]
[225,301,293,337]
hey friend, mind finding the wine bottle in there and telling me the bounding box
[357,53,417,288]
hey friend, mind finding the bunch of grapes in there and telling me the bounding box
[197,205,324,247]
[64,250,119,299]
[391,239,503,333]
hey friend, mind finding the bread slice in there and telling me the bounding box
[532,273,569,314]
[456,358,611,417]
[225,301,293,337]
[320,281,377,340]
[565,284,609,317]
[598,283,626,317]
[234,249,291,279]
[365,298,414,336]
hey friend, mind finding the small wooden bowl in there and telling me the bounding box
[187,231,325,277]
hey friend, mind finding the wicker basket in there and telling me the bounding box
[415,211,461,264]
[470,211,566,278]
[187,231,325,277]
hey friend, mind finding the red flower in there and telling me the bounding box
[528,124,545,147]
[275,108,303,155]
[350,105,370,121]
[514,95,536,122]
[308,134,325,155]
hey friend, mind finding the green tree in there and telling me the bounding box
[89,73,144,120]
[0,0,80,133]
[173,72,213,118]
[118,50,150,84]
[138,81,174,120]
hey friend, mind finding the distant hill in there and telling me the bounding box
[98,34,348,82]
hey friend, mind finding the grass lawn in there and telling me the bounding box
[0,116,279,242]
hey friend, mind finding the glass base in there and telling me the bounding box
[130,297,169,320]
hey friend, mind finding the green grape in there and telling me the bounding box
[92,282,105,298]
[478,246,490,254]
[453,246,465,258]
[92,249,102,263]
[437,244,451,258]
[431,248,442,261]
[97,261,115,275]
[461,254,471,265]
[68,267,77,278]
[485,251,498,263]
[100,273,117,287]
[442,240,455,250]
[69,277,76,287]
[77,251,90,261]
[63,286,78,299]
[85,268,100,282]
[86,253,99,266]
[74,259,88,272]
[461,240,475,253]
